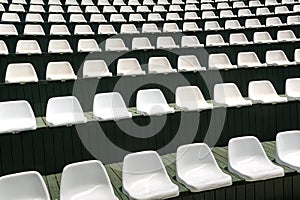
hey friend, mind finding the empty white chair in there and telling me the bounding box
[172,0,184,4]
[25,13,44,23]
[184,12,200,20]
[46,61,77,81]
[0,101,37,134]
[69,14,86,23]
[202,11,218,19]
[49,0,62,4]
[128,0,140,5]
[31,0,44,4]
[265,0,280,5]
[237,52,267,68]
[132,37,155,50]
[266,17,286,27]
[83,60,112,78]
[78,39,101,52]
[136,5,151,12]
[249,0,263,7]
[29,5,45,12]
[229,33,252,45]
[158,0,169,4]
[65,0,78,5]
[187,0,198,3]
[23,25,45,36]
[46,96,87,127]
[153,5,167,12]
[225,20,244,29]
[163,23,181,32]
[287,15,300,25]
[120,24,139,34]
[0,24,18,36]
[120,5,134,13]
[217,2,231,9]
[5,63,38,84]
[266,50,296,66]
[9,4,25,12]
[245,18,264,28]
[176,86,212,111]
[105,38,128,51]
[204,21,223,31]
[169,5,183,11]
[183,22,202,32]
[228,136,284,181]
[277,30,300,42]
[98,25,117,34]
[275,6,291,14]
[181,36,204,48]
[177,143,232,192]
[129,14,145,22]
[103,5,118,13]
[220,10,237,18]
[110,14,126,22]
[85,6,100,13]
[148,13,164,21]
[48,40,73,54]
[276,131,300,172]
[295,49,300,64]
[137,89,174,115]
[148,57,177,74]
[98,0,110,5]
[48,14,66,23]
[0,171,49,199]
[123,151,179,199]
[253,32,276,44]
[256,7,274,15]
[201,3,214,10]
[294,4,300,12]
[238,9,255,17]
[233,1,246,8]
[214,83,252,107]
[142,23,161,33]
[166,13,182,21]
[113,0,125,5]
[286,78,300,100]
[117,58,146,76]
[177,55,206,72]
[61,160,118,200]
[90,14,107,22]
[81,0,94,5]
[248,80,288,104]
[49,5,64,13]
[143,0,155,5]
[74,25,94,35]
[0,40,8,55]
[206,34,229,47]
[16,40,42,55]
[209,53,237,70]
[67,5,82,13]
[12,0,26,4]
[50,25,71,36]
[0,4,4,11]
[1,13,20,22]
[282,0,297,4]
[157,36,179,49]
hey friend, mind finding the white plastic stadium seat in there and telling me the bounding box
[220,10,237,18]
[166,13,182,21]
[69,14,87,23]
[0,24,18,36]
[163,23,182,33]
[176,86,212,111]
[276,131,300,172]
[128,0,140,5]
[256,7,274,15]
[48,14,66,23]
[61,160,118,200]
[105,38,128,51]
[177,55,205,72]
[202,11,218,19]
[153,5,167,12]
[266,50,296,66]
[5,63,38,84]
[183,22,202,32]
[67,6,82,13]
[245,19,264,28]
[1,13,20,22]
[103,6,117,13]
[123,151,179,199]
[16,40,42,55]
[157,36,179,49]
[113,0,125,5]
[129,14,145,22]
[237,52,267,68]
[132,37,155,50]
[65,0,78,5]
[229,33,253,45]
[74,25,94,35]
[228,136,284,181]
[49,5,64,13]
[85,6,100,13]
[181,36,204,48]
[225,20,244,30]
[120,24,139,34]
[137,89,174,115]
[253,32,276,44]
[50,25,71,36]
[277,30,300,42]
[148,57,177,74]
[48,40,73,54]
[169,5,183,11]
[46,96,87,127]
[204,21,223,31]
[238,9,255,17]
[0,171,49,199]
[83,60,112,78]
[295,49,300,64]
[90,14,107,22]
[25,13,44,22]
[275,6,291,14]
[78,39,101,52]
[142,23,161,33]
[23,25,45,36]
[266,17,286,27]
[117,58,146,76]
[206,34,229,47]
[29,5,45,12]
[287,15,300,25]
[176,143,232,192]
[265,0,280,6]
[217,2,231,9]
[248,80,288,104]
[214,83,252,107]
[233,1,246,8]
[46,61,77,81]
[98,25,117,35]
[93,92,132,121]
[148,13,164,22]
[0,100,37,134]
[0,40,8,55]
[110,14,126,22]
[98,0,110,5]
[208,53,237,70]
[285,78,300,100]
[120,6,134,13]
[137,5,151,12]
[9,4,25,12]
[184,12,200,20]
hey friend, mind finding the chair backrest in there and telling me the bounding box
[248,80,278,99]
[74,24,94,35]
[0,40,8,55]
[181,36,201,47]
[209,53,232,68]
[206,34,226,45]
[16,40,42,54]
[0,24,18,36]
[245,18,262,28]
[48,39,73,53]
[1,13,20,22]
[5,63,38,83]
[238,52,262,66]
[117,58,143,75]
[137,89,169,109]
[285,78,300,97]
[157,36,178,48]
[148,57,173,72]
[46,61,76,80]
[229,33,249,44]
[50,25,71,35]
[253,32,273,43]
[83,60,111,78]
[176,86,207,109]
[214,83,244,103]
[105,38,127,51]
[78,39,100,52]
[132,37,153,49]
[98,24,116,34]
[277,30,296,40]
[266,50,289,63]
[177,55,204,71]
[24,24,45,36]
[276,130,300,158]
